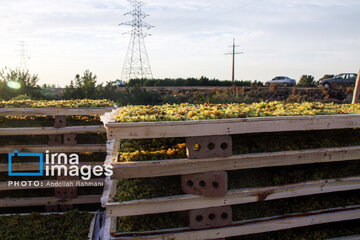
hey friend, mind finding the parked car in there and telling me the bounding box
[320,73,358,89]
[265,76,296,87]
[116,80,126,87]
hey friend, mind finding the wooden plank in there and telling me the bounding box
[0,212,67,217]
[352,69,360,104]
[110,206,360,240]
[101,177,116,207]
[110,217,118,236]
[0,178,105,190]
[0,211,98,217]
[101,140,120,207]
[0,161,104,172]
[327,235,360,240]
[0,125,106,136]
[0,144,106,154]
[0,194,101,207]
[88,214,97,240]
[0,107,114,116]
[102,114,360,139]
[103,216,114,240]
[111,146,360,179]
[106,140,119,158]
[106,177,360,217]
[0,211,97,216]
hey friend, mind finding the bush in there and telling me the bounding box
[319,74,335,81]
[116,86,162,106]
[297,75,317,87]
[10,94,32,100]
[0,68,41,100]
[63,70,100,99]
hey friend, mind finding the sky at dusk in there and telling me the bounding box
[0,0,359,86]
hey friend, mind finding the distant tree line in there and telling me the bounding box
[0,68,119,101]
[0,67,350,105]
[127,76,264,87]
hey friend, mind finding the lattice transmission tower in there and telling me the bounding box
[120,0,153,81]
[17,41,29,71]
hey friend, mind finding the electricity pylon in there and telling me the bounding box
[120,0,153,81]
[17,41,29,71]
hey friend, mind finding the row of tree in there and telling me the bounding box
[127,77,264,87]
[0,68,118,100]
[0,67,337,101]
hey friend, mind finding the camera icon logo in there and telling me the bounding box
[8,151,43,176]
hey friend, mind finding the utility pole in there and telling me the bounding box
[120,0,153,81]
[226,39,243,83]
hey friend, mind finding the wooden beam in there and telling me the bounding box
[0,178,105,190]
[0,161,104,172]
[0,125,106,136]
[106,177,360,217]
[352,69,360,104]
[0,144,107,154]
[327,235,360,240]
[110,206,360,240]
[88,214,97,240]
[102,114,360,140]
[0,211,97,217]
[0,194,101,207]
[110,146,360,179]
[0,107,114,116]
[110,217,118,236]
[101,140,120,207]
[102,216,115,240]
